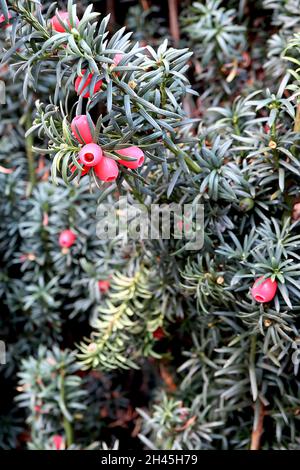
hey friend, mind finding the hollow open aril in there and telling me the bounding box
[116,147,145,169]
[58,229,76,248]
[153,327,165,340]
[251,276,278,303]
[78,143,103,167]
[50,11,79,33]
[71,115,95,144]
[75,70,103,98]
[94,156,119,182]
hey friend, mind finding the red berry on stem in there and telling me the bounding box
[71,115,95,144]
[94,156,119,182]
[116,146,145,169]
[70,164,89,176]
[251,276,278,303]
[292,202,300,221]
[98,280,110,293]
[153,327,165,340]
[59,229,76,248]
[0,12,12,28]
[75,69,103,98]
[78,143,103,167]
[50,11,79,33]
[113,53,123,66]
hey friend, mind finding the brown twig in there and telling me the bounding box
[168,0,180,45]
[250,401,265,450]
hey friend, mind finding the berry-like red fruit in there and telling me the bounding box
[113,53,123,66]
[153,327,165,340]
[70,164,89,176]
[78,143,103,167]
[74,69,103,98]
[94,156,119,182]
[0,12,12,28]
[52,435,65,450]
[50,11,79,33]
[98,280,110,293]
[116,146,145,169]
